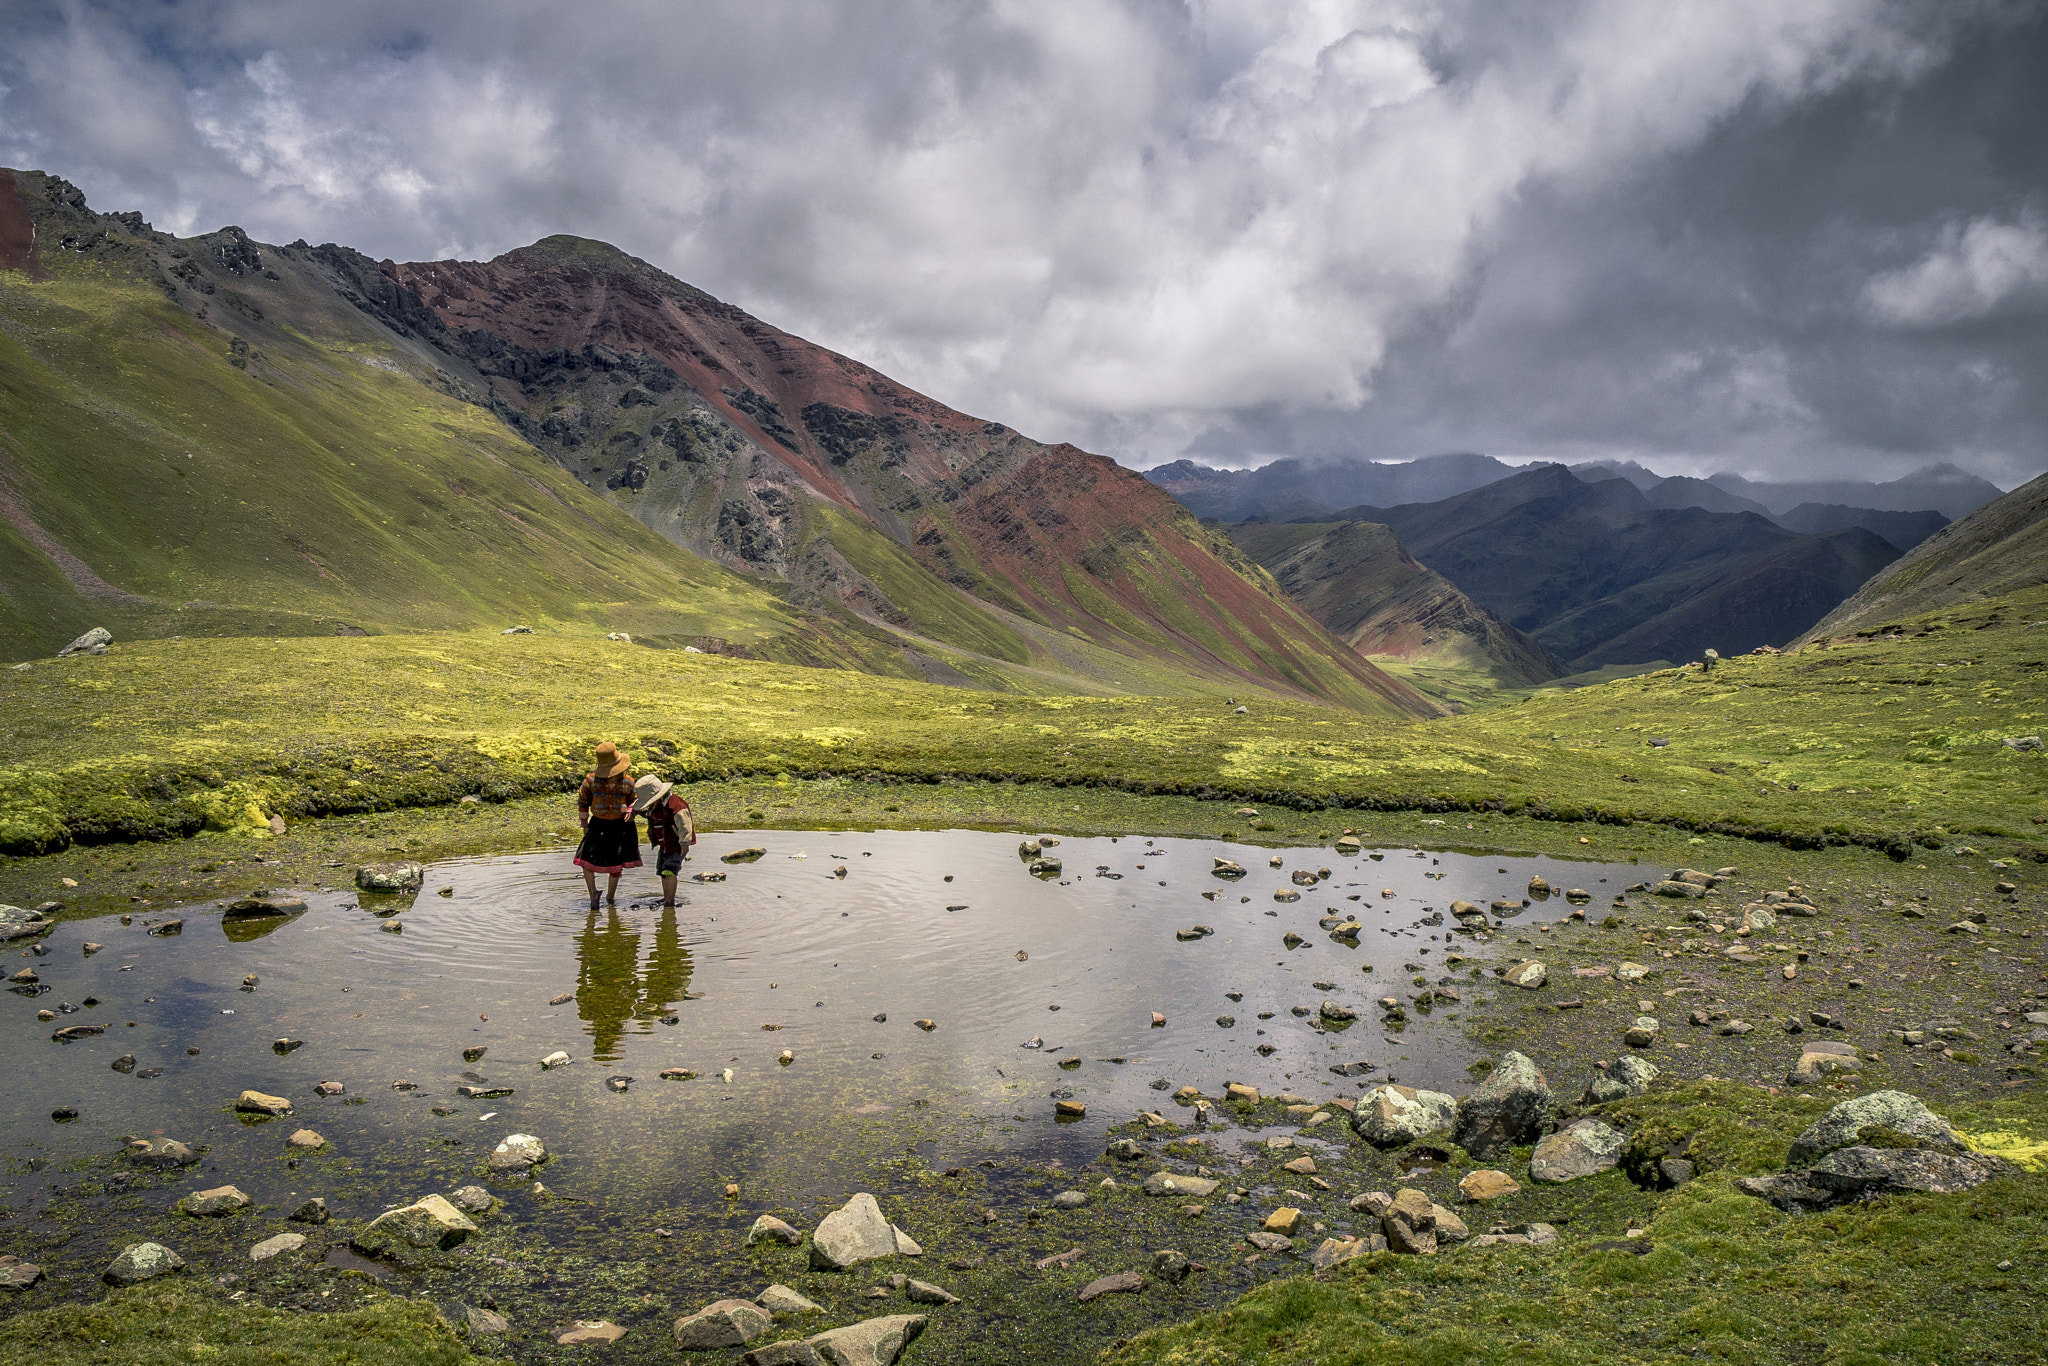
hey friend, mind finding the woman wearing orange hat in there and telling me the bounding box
[574,741,642,909]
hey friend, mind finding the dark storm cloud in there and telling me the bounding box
[2,1,2042,485]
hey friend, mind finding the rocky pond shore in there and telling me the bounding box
[0,786,2042,1364]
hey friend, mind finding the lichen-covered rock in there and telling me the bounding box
[1503,960,1547,989]
[805,1313,927,1365]
[1786,1091,1963,1166]
[487,1133,548,1172]
[1583,1054,1660,1103]
[1529,1118,1627,1183]
[104,1242,183,1286]
[1451,1051,1553,1160]
[355,862,423,891]
[673,1298,772,1349]
[351,1194,478,1260]
[1351,1084,1457,1146]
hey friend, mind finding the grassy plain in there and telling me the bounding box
[2,585,2042,862]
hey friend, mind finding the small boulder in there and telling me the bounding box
[805,1313,927,1363]
[673,1299,772,1350]
[1786,1091,1963,1167]
[449,1186,492,1215]
[1529,1118,1627,1184]
[249,1232,306,1263]
[1351,1084,1457,1146]
[1142,1172,1220,1198]
[352,1194,478,1260]
[235,1090,292,1116]
[1381,1188,1437,1255]
[1457,1169,1521,1201]
[355,862,424,892]
[1503,961,1547,989]
[103,1242,183,1286]
[747,1214,804,1246]
[1078,1271,1146,1301]
[488,1133,548,1173]
[1583,1055,1659,1104]
[757,1284,826,1316]
[905,1279,960,1305]
[177,1185,250,1217]
[290,1198,330,1224]
[809,1193,906,1271]
[1451,1052,1554,1161]
[286,1129,326,1150]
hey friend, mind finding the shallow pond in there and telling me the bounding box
[1,829,1638,1359]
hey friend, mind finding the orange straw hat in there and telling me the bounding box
[592,741,630,777]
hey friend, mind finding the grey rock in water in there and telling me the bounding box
[487,1133,547,1173]
[289,1197,330,1225]
[248,1232,306,1263]
[351,1195,478,1260]
[1051,1190,1087,1210]
[1142,1171,1219,1198]
[1451,1052,1553,1160]
[449,1186,492,1215]
[355,861,424,891]
[0,905,57,941]
[1150,1249,1191,1283]
[177,1185,251,1217]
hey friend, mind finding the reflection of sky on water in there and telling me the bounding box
[0,829,1639,1222]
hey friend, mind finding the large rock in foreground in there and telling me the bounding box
[1786,1091,1963,1166]
[809,1193,912,1271]
[1452,1052,1553,1160]
[807,1313,927,1366]
[1351,1084,1456,1146]
[351,1194,478,1260]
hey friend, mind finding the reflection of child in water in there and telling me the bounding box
[632,774,696,908]
[575,902,693,1060]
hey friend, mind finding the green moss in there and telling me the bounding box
[0,1278,500,1366]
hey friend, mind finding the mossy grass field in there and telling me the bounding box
[3,585,2043,864]
[1,588,2046,1366]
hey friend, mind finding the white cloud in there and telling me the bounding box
[1863,211,2048,327]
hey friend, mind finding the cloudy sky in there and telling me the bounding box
[4,1,2045,485]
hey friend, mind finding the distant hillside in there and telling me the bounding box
[1775,503,1948,552]
[1145,452,1532,522]
[1224,519,1565,697]
[1329,467,1905,668]
[1706,464,2003,521]
[0,169,1428,714]
[1795,470,2048,642]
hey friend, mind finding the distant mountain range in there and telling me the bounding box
[1148,453,2000,550]
[1224,466,1907,673]
[0,167,1430,715]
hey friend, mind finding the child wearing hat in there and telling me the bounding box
[633,773,695,908]
[574,741,642,908]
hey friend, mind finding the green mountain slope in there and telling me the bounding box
[1795,470,2048,642]
[1224,518,1564,706]
[0,169,1428,714]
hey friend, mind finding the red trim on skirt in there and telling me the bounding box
[574,857,642,874]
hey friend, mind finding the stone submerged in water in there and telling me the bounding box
[1350,1084,1456,1147]
[103,1242,183,1286]
[1142,1172,1220,1198]
[221,893,307,919]
[673,1298,772,1349]
[1529,1118,1626,1183]
[1451,1052,1553,1161]
[488,1133,548,1173]
[352,1194,479,1260]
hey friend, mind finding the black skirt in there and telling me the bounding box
[574,817,642,875]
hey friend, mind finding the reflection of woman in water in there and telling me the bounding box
[574,903,693,1061]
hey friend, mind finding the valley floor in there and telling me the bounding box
[0,590,2043,1365]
